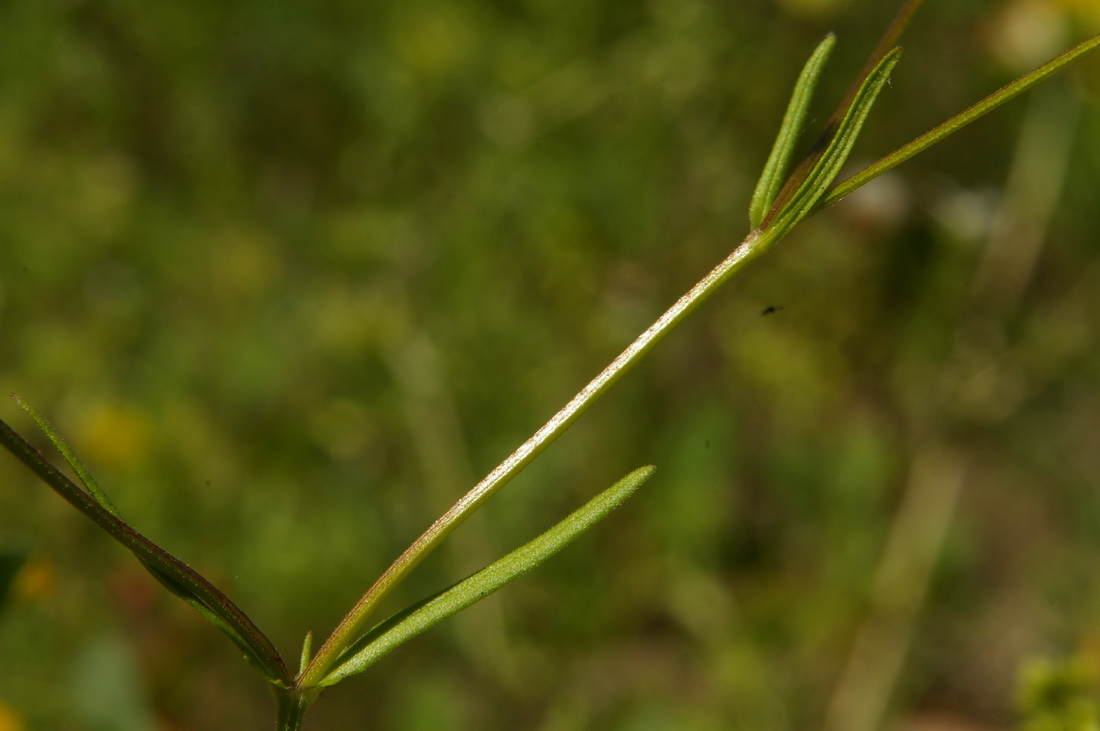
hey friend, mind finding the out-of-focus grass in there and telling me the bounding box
[1,0,1099,728]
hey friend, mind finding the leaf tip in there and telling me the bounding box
[299,631,314,676]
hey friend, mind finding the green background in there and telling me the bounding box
[2,0,1100,728]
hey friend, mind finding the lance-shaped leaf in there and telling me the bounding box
[313,465,656,687]
[763,47,902,237]
[749,33,836,230]
[0,413,291,686]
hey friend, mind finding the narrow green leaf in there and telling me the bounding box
[137,557,285,679]
[315,465,656,687]
[759,0,924,231]
[821,32,1100,209]
[15,396,120,518]
[299,631,314,676]
[0,417,292,686]
[764,47,902,236]
[749,33,836,230]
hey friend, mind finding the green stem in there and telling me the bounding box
[821,32,1100,209]
[271,686,313,731]
[300,226,780,686]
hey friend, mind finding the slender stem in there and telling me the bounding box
[821,32,1100,209]
[271,686,313,731]
[300,227,777,686]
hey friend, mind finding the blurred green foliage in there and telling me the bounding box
[2,0,1100,728]
[1017,655,1100,731]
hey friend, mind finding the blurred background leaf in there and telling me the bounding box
[0,547,29,612]
[2,0,1100,728]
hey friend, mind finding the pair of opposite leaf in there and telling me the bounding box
[749,34,900,237]
[0,397,653,690]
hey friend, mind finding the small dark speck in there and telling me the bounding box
[761,305,785,316]
[704,439,711,449]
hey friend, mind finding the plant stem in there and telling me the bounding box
[301,226,779,686]
[271,686,312,731]
[821,32,1100,209]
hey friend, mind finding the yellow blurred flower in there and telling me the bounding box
[72,403,152,472]
[14,557,56,602]
[0,702,26,731]
[1054,0,1100,30]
